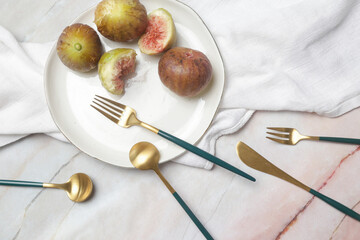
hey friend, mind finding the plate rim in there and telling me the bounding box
[44,0,225,168]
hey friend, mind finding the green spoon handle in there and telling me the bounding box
[158,130,256,182]
[0,179,43,187]
[309,188,360,221]
[154,169,213,239]
[319,136,360,145]
[173,192,214,240]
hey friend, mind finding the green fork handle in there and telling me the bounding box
[0,179,43,187]
[309,188,360,221]
[173,192,214,240]
[158,130,256,182]
[319,136,360,145]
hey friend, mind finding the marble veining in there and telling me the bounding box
[277,147,360,239]
[1,110,360,239]
[1,0,360,239]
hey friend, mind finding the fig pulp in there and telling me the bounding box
[138,8,176,55]
[94,0,148,42]
[98,48,137,95]
[57,23,103,72]
[158,47,212,97]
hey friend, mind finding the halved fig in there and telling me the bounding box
[56,23,103,72]
[98,48,137,95]
[138,8,176,55]
[94,0,148,42]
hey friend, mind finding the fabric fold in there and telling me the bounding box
[2,0,360,169]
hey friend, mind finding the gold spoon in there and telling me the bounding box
[236,141,360,221]
[0,173,93,202]
[129,142,214,240]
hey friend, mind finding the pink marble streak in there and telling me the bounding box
[278,147,360,239]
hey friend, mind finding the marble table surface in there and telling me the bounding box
[1,0,360,239]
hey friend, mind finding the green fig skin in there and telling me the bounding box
[138,8,176,55]
[98,48,137,95]
[94,0,148,42]
[158,47,212,97]
[56,23,103,72]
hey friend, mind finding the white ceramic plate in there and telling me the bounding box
[44,0,224,168]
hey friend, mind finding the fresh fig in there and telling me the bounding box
[98,48,137,95]
[158,47,212,97]
[138,8,176,55]
[94,0,148,42]
[56,23,103,72]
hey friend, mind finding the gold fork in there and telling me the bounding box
[91,95,255,182]
[266,127,360,145]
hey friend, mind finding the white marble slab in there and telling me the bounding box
[1,109,360,239]
[1,0,359,239]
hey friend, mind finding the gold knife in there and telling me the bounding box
[236,141,360,221]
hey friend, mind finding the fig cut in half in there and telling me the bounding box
[98,48,137,95]
[138,8,176,55]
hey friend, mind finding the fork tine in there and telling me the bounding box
[92,101,121,118]
[266,137,292,145]
[95,95,126,109]
[91,104,119,124]
[266,132,289,139]
[267,127,293,132]
[94,98,124,115]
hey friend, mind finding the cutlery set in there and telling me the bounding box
[2,95,359,239]
[89,95,360,236]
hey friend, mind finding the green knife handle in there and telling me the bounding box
[319,136,360,145]
[309,188,360,221]
[0,179,43,187]
[158,130,256,182]
[173,192,214,240]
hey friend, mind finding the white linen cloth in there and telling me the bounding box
[1,0,360,169]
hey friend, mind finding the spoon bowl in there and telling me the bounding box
[43,173,93,202]
[129,142,160,170]
[65,173,93,202]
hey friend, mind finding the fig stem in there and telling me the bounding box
[74,43,82,51]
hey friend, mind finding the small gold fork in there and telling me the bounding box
[91,95,255,182]
[266,127,360,145]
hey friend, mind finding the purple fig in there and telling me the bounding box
[158,47,212,97]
